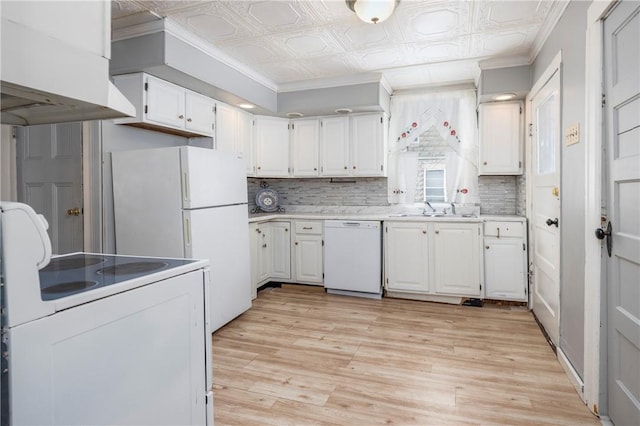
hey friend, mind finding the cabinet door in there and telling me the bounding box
[320,116,350,176]
[249,224,259,299]
[432,223,481,296]
[270,222,291,279]
[484,238,527,301]
[215,103,239,153]
[238,110,255,176]
[385,222,429,292]
[256,224,270,284]
[291,119,320,177]
[478,102,523,175]
[145,75,185,129]
[255,116,290,177]
[294,234,323,284]
[185,91,215,136]
[350,113,386,176]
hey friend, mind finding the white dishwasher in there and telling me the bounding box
[324,220,382,299]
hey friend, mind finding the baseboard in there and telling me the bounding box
[558,347,585,403]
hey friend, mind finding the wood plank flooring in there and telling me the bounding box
[212,284,599,425]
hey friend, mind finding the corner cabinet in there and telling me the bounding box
[483,220,527,301]
[255,116,290,177]
[113,73,215,137]
[215,103,254,175]
[478,101,523,175]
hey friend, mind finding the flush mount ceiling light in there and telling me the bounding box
[286,112,304,118]
[238,103,255,109]
[345,0,399,24]
[493,93,517,101]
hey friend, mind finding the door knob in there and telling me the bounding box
[545,218,559,227]
[67,207,81,216]
[595,221,612,257]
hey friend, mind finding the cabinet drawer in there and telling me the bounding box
[295,221,323,235]
[484,221,524,238]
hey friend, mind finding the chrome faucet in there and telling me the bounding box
[424,201,436,214]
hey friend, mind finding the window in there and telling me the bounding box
[424,169,446,202]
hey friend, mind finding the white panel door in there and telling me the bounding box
[530,68,561,345]
[432,223,481,296]
[255,116,290,177]
[215,102,239,153]
[185,91,215,136]
[320,116,350,176]
[294,234,323,284]
[604,2,640,425]
[17,122,83,254]
[184,204,252,332]
[270,222,291,280]
[384,222,429,292]
[145,75,185,129]
[351,113,384,176]
[290,119,320,177]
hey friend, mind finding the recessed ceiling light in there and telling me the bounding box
[238,103,255,109]
[493,93,516,101]
[335,108,353,114]
[286,112,304,118]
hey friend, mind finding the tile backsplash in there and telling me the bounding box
[248,176,525,215]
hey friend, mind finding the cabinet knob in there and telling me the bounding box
[256,229,261,234]
[262,243,267,248]
[344,166,348,170]
[486,245,490,249]
[285,228,288,232]
[353,166,356,169]
[179,114,184,119]
[483,161,488,165]
[422,230,427,234]
[295,242,299,245]
[314,168,317,171]
[187,118,192,122]
[435,230,439,234]
[257,166,261,170]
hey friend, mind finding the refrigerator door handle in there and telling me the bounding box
[182,172,190,202]
[184,217,191,247]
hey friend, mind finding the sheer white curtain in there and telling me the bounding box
[388,89,479,205]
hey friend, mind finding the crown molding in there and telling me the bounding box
[478,54,531,70]
[529,0,571,63]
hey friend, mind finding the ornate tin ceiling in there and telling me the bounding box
[111,1,566,91]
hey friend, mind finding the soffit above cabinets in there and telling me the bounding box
[111,0,568,92]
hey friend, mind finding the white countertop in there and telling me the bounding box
[248,211,525,223]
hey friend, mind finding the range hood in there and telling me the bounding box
[0,1,135,126]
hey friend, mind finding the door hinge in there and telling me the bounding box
[519,106,523,114]
[144,82,148,91]
[212,123,215,130]
[213,105,217,113]
[386,278,388,284]
[519,161,522,168]
[380,164,383,171]
[380,117,383,123]
[322,240,324,246]
[523,243,526,251]
[480,284,482,290]
[601,93,606,107]
[323,273,325,279]
[144,105,148,114]
[385,226,388,233]
[528,123,533,137]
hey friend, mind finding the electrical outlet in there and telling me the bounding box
[565,123,580,146]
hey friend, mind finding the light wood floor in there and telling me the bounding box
[212,284,599,425]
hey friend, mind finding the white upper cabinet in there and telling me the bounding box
[350,113,388,177]
[320,116,350,176]
[113,73,215,138]
[215,103,255,175]
[290,119,320,177]
[255,116,290,177]
[478,101,523,175]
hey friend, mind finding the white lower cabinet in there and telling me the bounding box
[483,220,527,301]
[384,220,482,301]
[432,222,482,296]
[384,222,429,292]
[269,221,291,280]
[292,220,323,284]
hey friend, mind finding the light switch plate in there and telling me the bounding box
[565,123,580,146]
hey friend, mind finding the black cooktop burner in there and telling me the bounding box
[41,281,99,295]
[41,255,105,272]
[96,261,169,276]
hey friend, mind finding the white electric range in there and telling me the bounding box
[0,202,213,425]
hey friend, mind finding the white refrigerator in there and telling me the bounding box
[112,146,251,332]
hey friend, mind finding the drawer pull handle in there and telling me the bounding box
[303,227,312,230]
[497,227,500,238]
